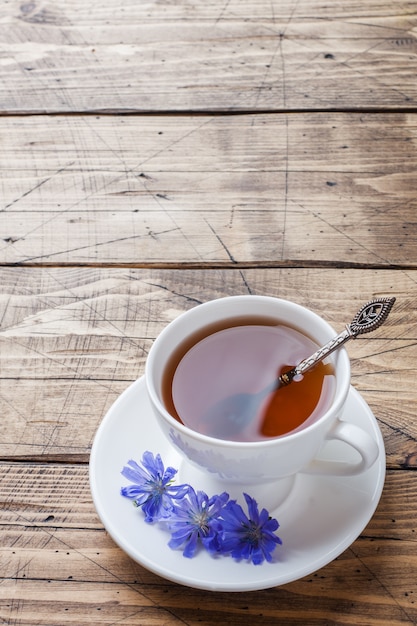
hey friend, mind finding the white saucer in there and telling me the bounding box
[89,377,385,592]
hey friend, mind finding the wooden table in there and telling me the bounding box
[1,1,416,623]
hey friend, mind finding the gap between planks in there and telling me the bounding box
[1,261,416,270]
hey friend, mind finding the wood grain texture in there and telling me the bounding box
[1,1,416,113]
[0,464,416,625]
[1,113,416,266]
[2,0,417,621]
[0,267,414,468]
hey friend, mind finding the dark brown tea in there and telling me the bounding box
[162,315,335,442]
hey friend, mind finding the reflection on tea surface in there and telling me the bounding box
[162,316,335,442]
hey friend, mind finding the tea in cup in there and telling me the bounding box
[145,296,380,505]
[162,315,335,442]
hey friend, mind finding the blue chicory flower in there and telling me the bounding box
[120,451,189,522]
[216,493,282,565]
[120,452,282,564]
[166,487,229,558]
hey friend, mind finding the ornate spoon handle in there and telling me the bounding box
[279,297,396,385]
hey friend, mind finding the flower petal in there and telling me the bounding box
[182,531,199,558]
[121,459,149,484]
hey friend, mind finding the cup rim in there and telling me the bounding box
[145,295,351,449]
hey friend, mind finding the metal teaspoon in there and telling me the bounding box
[200,297,396,439]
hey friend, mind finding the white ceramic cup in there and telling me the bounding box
[146,296,380,505]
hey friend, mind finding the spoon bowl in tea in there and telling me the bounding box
[201,297,395,440]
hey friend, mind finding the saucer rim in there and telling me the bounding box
[89,376,385,592]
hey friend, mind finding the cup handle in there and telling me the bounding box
[303,419,380,476]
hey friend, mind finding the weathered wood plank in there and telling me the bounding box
[1,1,416,112]
[0,267,414,467]
[0,565,415,625]
[1,114,416,266]
[0,576,414,625]
[0,464,416,625]
[0,464,414,545]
